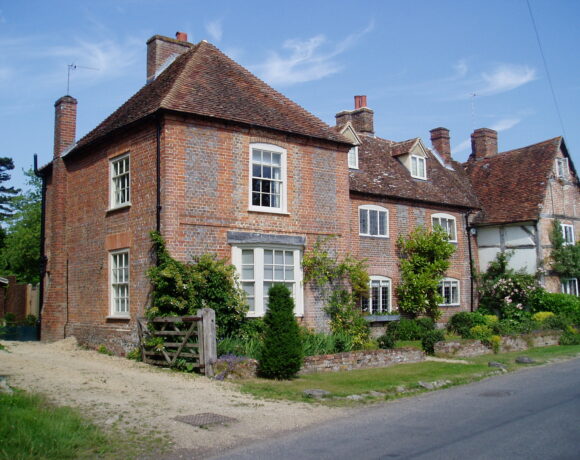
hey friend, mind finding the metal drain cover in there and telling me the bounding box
[478,390,514,398]
[174,413,238,427]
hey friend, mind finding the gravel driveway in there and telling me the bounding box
[0,338,344,458]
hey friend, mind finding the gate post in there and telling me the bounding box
[198,308,217,377]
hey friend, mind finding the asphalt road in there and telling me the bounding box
[212,358,580,460]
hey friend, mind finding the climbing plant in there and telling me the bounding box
[302,236,370,347]
[550,220,580,278]
[147,232,248,337]
[396,226,455,320]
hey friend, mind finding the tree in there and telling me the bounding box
[550,220,580,278]
[0,169,41,283]
[258,284,303,379]
[396,226,455,320]
[0,157,20,220]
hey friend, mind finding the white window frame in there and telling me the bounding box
[562,224,575,245]
[248,143,287,214]
[109,153,131,210]
[232,245,303,317]
[411,154,427,180]
[362,276,392,314]
[556,158,569,178]
[432,213,457,242]
[359,205,389,238]
[109,249,130,317]
[348,145,359,169]
[438,278,460,306]
[561,278,579,296]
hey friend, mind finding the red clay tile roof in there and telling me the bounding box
[350,136,480,209]
[73,41,350,151]
[463,137,563,225]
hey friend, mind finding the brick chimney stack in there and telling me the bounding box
[430,127,451,163]
[53,95,77,158]
[336,95,374,136]
[146,31,193,82]
[470,128,498,160]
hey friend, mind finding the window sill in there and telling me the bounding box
[411,176,427,181]
[359,234,389,239]
[107,203,131,214]
[106,315,131,321]
[246,312,303,318]
[439,304,460,308]
[248,207,290,216]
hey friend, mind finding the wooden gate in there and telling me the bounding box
[137,308,217,377]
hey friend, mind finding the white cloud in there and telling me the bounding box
[255,22,374,86]
[477,64,537,96]
[453,117,522,153]
[205,19,223,43]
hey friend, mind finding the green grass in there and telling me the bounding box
[239,345,580,405]
[0,390,166,460]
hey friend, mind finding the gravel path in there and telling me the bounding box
[0,338,344,458]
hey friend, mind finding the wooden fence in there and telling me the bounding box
[136,308,217,377]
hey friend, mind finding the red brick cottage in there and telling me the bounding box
[39,33,353,350]
[334,97,480,324]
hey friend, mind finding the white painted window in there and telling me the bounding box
[411,155,427,180]
[561,278,579,296]
[562,224,575,245]
[439,278,460,306]
[432,213,457,242]
[110,153,130,209]
[556,158,569,178]
[233,246,303,317]
[348,145,359,169]
[359,205,389,237]
[361,276,391,314]
[110,250,129,316]
[249,143,287,213]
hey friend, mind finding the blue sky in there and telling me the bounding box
[1,0,579,192]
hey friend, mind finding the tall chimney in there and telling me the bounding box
[335,95,374,135]
[146,32,192,82]
[430,127,451,163]
[53,95,77,158]
[470,128,498,160]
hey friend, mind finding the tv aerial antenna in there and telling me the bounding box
[67,62,99,95]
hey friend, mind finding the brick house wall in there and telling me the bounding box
[349,194,476,321]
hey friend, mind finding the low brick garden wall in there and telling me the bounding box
[299,347,425,374]
[434,332,562,358]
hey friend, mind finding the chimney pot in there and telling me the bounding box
[175,31,188,42]
[430,127,451,163]
[354,95,367,109]
[470,128,498,160]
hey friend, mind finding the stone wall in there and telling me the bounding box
[300,348,425,374]
[434,332,562,357]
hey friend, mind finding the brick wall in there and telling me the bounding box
[349,195,476,320]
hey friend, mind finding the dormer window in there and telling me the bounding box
[411,155,426,180]
[348,146,359,169]
[556,158,568,178]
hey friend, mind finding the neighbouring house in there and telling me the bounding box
[39,33,353,350]
[335,97,480,325]
[464,130,580,294]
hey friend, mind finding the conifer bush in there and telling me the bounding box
[258,284,303,379]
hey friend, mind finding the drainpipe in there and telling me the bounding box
[465,211,475,312]
[33,154,46,339]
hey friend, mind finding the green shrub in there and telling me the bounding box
[559,328,580,345]
[529,291,580,325]
[96,345,113,356]
[299,328,355,356]
[377,332,396,349]
[490,335,501,353]
[258,285,303,379]
[447,312,486,338]
[218,336,262,359]
[541,314,571,331]
[483,314,499,325]
[532,311,555,323]
[388,318,434,341]
[421,330,445,355]
[469,325,493,343]
[126,348,142,361]
[3,312,16,324]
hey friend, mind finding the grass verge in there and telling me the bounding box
[239,345,580,406]
[0,390,166,460]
